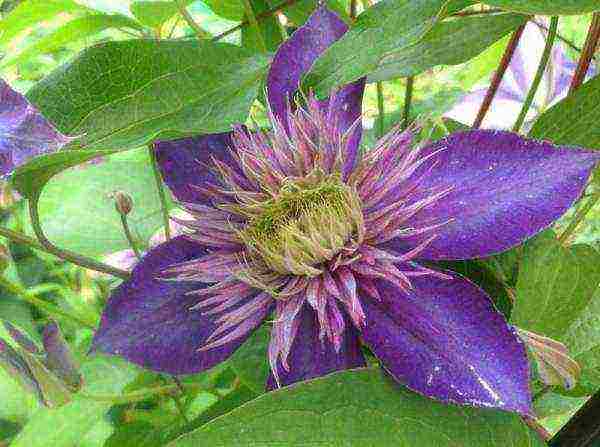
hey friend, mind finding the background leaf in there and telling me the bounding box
[27,40,270,151]
[367,13,528,82]
[229,324,270,394]
[483,1,600,15]
[170,368,545,447]
[130,0,195,30]
[530,75,600,150]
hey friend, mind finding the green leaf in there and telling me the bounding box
[205,0,244,21]
[105,422,163,447]
[22,148,168,258]
[229,324,270,393]
[483,0,599,15]
[11,149,118,199]
[512,231,600,340]
[27,40,270,151]
[0,0,90,47]
[301,0,462,97]
[130,0,194,29]
[170,368,544,446]
[367,13,529,82]
[11,355,139,447]
[279,0,350,25]
[529,75,600,150]
[1,14,144,69]
[241,0,283,53]
[563,288,600,395]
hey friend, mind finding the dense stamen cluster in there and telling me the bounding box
[167,94,450,377]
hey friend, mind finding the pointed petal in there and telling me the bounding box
[266,304,365,390]
[91,236,271,375]
[360,271,532,415]
[266,6,364,168]
[391,130,600,260]
[154,132,236,204]
[0,79,72,175]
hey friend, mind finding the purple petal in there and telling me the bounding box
[91,236,271,375]
[0,79,71,175]
[154,132,236,204]
[360,271,532,415]
[392,130,600,260]
[42,322,82,391]
[266,6,365,170]
[266,304,365,390]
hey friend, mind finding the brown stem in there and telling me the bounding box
[452,8,503,16]
[473,24,526,129]
[569,13,600,93]
[523,416,552,442]
[213,0,300,42]
[532,20,596,61]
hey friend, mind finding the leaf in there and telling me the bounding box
[483,0,600,15]
[169,368,545,446]
[105,422,163,447]
[367,13,529,82]
[11,149,118,199]
[241,0,283,53]
[26,40,271,151]
[280,0,350,25]
[11,355,139,447]
[130,0,195,29]
[0,0,90,47]
[512,231,600,340]
[229,324,270,393]
[529,75,600,150]
[21,148,169,258]
[205,0,244,21]
[301,0,465,97]
[1,14,144,69]
[563,288,600,395]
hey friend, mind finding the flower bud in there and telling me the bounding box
[113,191,133,216]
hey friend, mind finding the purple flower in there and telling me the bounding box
[0,78,72,175]
[446,20,597,130]
[92,7,600,416]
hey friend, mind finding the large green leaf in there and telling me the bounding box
[21,148,168,258]
[0,0,90,47]
[529,75,600,150]
[170,368,545,446]
[483,1,599,15]
[130,0,195,29]
[512,231,600,340]
[11,355,139,447]
[1,14,144,68]
[27,40,270,151]
[367,13,528,82]
[563,289,600,395]
[301,0,454,97]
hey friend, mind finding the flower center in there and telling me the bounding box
[240,174,364,276]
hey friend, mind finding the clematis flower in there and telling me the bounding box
[92,7,600,416]
[446,20,597,130]
[0,78,72,175]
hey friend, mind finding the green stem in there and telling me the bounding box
[0,276,96,329]
[175,0,208,38]
[0,227,46,252]
[163,376,189,423]
[376,81,385,138]
[558,188,600,244]
[148,145,171,241]
[402,76,414,131]
[512,17,558,133]
[81,383,210,404]
[242,0,267,52]
[28,195,129,280]
[119,214,142,260]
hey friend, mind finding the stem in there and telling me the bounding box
[119,214,142,260]
[512,17,558,133]
[473,24,526,129]
[402,76,414,131]
[350,0,358,20]
[376,81,385,138]
[452,8,503,16]
[28,195,129,280]
[522,416,552,442]
[163,376,189,423]
[175,0,208,39]
[558,188,600,245]
[213,0,299,42]
[81,383,210,404]
[0,276,96,329]
[569,13,600,93]
[242,0,267,53]
[0,227,46,252]
[148,144,171,241]
[532,20,596,61]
